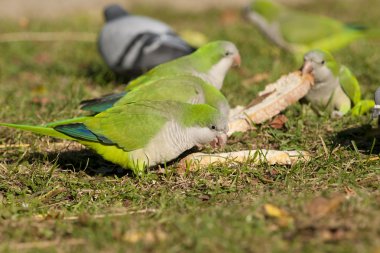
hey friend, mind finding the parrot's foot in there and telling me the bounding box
[210,133,227,148]
[331,110,344,118]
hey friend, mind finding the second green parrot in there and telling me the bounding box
[245,0,380,56]
[81,40,240,113]
[301,49,374,116]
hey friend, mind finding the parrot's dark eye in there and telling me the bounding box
[225,51,232,56]
[211,125,216,130]
[321,60,325,65]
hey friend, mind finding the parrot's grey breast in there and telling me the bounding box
[130,120,210,167]
[305,78,339,105]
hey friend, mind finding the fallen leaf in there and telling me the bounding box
[263,203,294,227]
[306,193,346,220]
[31,84,47,95]
[269,115,288,129]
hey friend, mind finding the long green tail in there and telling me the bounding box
[0,117,90,141]
[0,123,76,140]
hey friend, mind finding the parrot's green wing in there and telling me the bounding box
[114,75,228,117]
[81,75,225,115]
[350,99,375,116]
[339,65,361,105]
[80,76,200,113]
[280,12,347,45]
[250,0,365,54]
[82,101,171,151]
[280,13,365,54]
[82,100,218,152]
[117,76,204,105]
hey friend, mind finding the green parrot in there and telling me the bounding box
[244,0,380,56]
[301,49,374,116]
[1,75,230,174]
[81,40,240,113]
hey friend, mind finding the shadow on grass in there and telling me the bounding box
[334,124,380,154]
[24,146,199,177]
[26,149,132,178]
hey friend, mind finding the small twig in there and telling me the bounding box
[0,32,96,43]
[0,143,30,148]
[63,208,158,221]
[319,135,329,157]
[7,238,85,250]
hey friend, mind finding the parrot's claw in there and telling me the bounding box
[210,133,227,149]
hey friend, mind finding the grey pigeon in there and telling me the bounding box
[98,4,195,78]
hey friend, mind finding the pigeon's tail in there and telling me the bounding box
[104,4,128,22]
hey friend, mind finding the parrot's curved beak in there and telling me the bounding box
[233,53,241,67]
[301,61,313,75]
[210,132,228,148]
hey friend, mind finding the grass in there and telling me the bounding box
[1,0,380,252]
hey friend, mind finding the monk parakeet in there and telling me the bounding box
[244,0,380,55]
[98,4,195,78]
[301,49,374,116]
[81,40,241,113]
[0,89,229,174]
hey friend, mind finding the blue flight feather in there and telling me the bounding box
[80,92,127,113]
[54,123,114,144]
